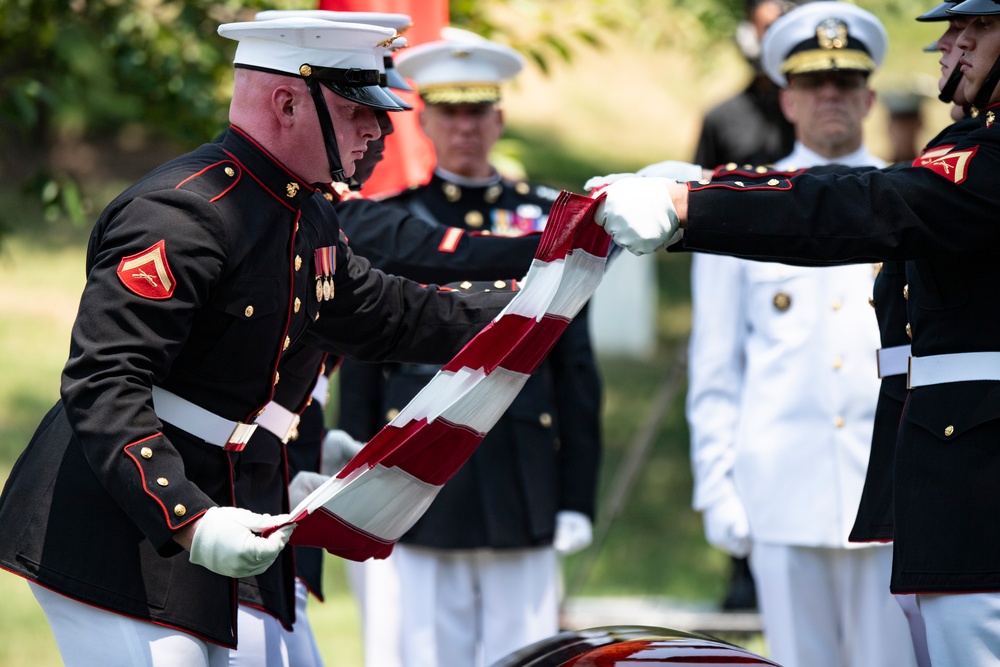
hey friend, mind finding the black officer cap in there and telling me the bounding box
[917,1,959,21]
[948,0,1000,15]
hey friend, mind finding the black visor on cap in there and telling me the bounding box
[917,1,958,21]
[385,62,414,92]
[383,86,413,111]
[321,80,408,112]
[949,0,1000,15]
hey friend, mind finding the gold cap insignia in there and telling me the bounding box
[817,18,848,50]
[299,64,312,77]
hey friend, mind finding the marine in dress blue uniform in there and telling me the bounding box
[0,19,511,665]
[227,12,416,667]
[596,2,1000,662]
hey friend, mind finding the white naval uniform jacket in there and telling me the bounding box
[687,143,885,548]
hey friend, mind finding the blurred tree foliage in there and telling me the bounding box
[0,0,288,226]
[0,0,276,150]
[451,0,910,71]
[0,0,916,231]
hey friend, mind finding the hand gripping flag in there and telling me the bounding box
[272,191,611,561]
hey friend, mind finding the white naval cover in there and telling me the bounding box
[688,143,886,548]
[269,191,611,561]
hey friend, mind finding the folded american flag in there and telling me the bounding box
[280,191,611,561]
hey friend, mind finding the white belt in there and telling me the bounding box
[151,386,257,451]
[876,344,911,379]
[255,400,301,444]
[907,352,1000,389]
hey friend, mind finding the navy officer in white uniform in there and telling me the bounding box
[685,4,917,666]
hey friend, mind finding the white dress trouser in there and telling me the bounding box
[749,543,917,667]
[893,592,931,667]
[280,579,324,667]
[346,554,403,667]
[31,582,230,667]
[915,591,1000,667]
[227,604,289,667]
[228,581,324,667]
[395,544,559,667]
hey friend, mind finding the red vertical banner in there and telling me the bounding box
[318,0,447,196]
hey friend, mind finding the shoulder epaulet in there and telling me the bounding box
[713,162,781,177]
[175,160,242,203]
[444,278,519,293]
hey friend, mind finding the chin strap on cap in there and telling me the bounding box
[305,75,348,183]
[939,65,964,103]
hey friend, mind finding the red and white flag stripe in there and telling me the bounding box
[281,191,611,561]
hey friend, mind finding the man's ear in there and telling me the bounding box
[272,85,297,128]
[864,88,877,117]
[418,108,429,132]
[778,88,798,124]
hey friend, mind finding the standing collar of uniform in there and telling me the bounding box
[780,141,883,169]
[433,166,502,189]
[220,126,316,209]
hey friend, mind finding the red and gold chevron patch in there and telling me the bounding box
[915,146,978,184]
[912,144,956,167]
[117,240,176,299]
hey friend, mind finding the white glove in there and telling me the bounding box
[594,176,683,256]
[188,506,295,578]
[288,470,331,507]
[553,510,593,556]
[321,429,365,476]
[636,160,704,182]
[702,496,752,557]
[583,172,634,193]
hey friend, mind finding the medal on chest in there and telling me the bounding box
[490,204,548,236]
[314,246,336,302]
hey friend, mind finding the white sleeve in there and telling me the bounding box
[686,253,748,512]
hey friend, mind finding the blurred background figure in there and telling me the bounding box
[692,0,797,613]
[881,85,930,162]
[337,30,603,667]
[693,0,797,171]
[686,3,918,666]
